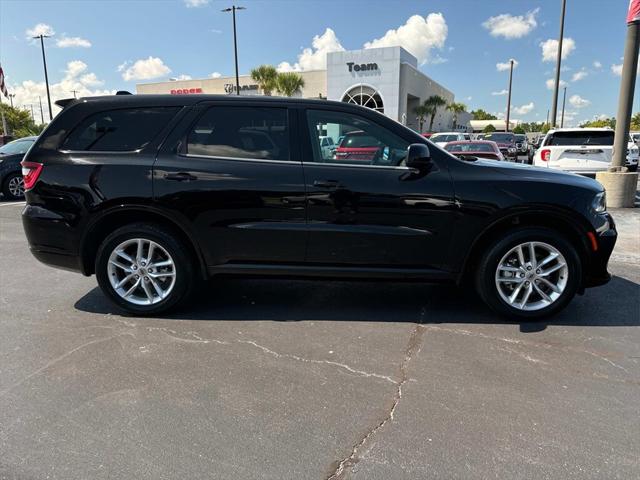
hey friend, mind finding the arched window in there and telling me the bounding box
[341,85,384,113]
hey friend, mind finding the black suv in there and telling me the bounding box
[22,94,616,318]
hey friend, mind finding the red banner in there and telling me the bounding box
[628,0,640,24]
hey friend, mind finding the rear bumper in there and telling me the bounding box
[22,204,86,274]
[584,213,617,288]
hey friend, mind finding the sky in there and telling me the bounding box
[0,0,638,126]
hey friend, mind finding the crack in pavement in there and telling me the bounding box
[326,324,426,480]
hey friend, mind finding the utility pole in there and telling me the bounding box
[550,0,567,127]
[29,104,35,122]
[546,109,549,126]
[505,59,514,132]
[71,90,78,98]
[34,34,53,121]
[596,0,640,208]
[39,96,44,124]
[222,5,246,95]
[560,86,567,128]
[7,93,15,108]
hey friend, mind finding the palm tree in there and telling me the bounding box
[275,72,305,97]
[446,102,467,130]
[424,95,447,131]
[414,104,431,133]
[250,65,278,96]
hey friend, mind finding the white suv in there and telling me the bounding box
[430,132,470,148]
[533,128,614,174]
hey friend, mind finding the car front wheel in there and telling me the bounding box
[2,172,25,200]
[476,228,581,319]
[96,223,196,315]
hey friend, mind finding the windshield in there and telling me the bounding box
[484,133,514,143]
[0,139,34,155]
[545,131,614,146]
[431,134,459,143]
[446,143,495,153]
[514,135,526,141]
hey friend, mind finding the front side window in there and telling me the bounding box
[187,106,289,161]
[431,134,460,143]
[62,107,179,151]
[306,109,408,166]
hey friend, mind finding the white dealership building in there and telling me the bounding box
[137,46,471,133]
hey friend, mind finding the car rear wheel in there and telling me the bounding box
[2,172,25,200]
[475,228,581,319]
[96,223,196,315]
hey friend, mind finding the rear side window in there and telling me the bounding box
[545,131,614,146]
[186,106,289,161]
[62,107,179,152]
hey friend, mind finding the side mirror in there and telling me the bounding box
[406,143,431,169]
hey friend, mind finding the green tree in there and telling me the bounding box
[275,72,305,97]
[0,103,44,138]
[541,123,551,134]
[414,104,431,133]
[471,109,498,121]
[512,125,525,134]
[446,102,467,129]
[424,95,447,131]
[250,64,278,96]
[483,124,496,133]
[631,112,640,130]
[579,117,616,128]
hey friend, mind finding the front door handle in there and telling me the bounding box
[165,172,197,182]
[313,180,340,189]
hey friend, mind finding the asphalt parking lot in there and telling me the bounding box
[0,198,639,480]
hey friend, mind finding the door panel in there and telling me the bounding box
[153,103,307,266]
[302,108,456,269]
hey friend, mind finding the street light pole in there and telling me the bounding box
[222,5,246,96]
[560,86,567,128]
[34,34,53,121]
[38,96,44,124]
[550,0,567,128]
[505,59,514,132]
[7,93,15,108]
[71,90,78,98]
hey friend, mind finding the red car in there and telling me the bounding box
[444,140,505,161]
[335,131,382,162]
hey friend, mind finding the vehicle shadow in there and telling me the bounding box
[74,274,640,332]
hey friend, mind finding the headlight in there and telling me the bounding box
[592,191,606,213]
[508,147,516,153]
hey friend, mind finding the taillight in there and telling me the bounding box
[540,149,551,162]
[21,161,43,190]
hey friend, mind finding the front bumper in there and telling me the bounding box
[584,213,617,288]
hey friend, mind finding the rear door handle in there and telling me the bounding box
[165,172,197,182]
[313,180,340,189]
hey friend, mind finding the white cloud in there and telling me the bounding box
[364,13,448,65]
[210,72,222,78]
[174,74,192,80]
[593,60,602,69]
[26,23,55,38]
[56,36,91,48]
[278,28,345,72]
[496,59,518,71]
[611,63,623,76]
[546,77,568,90]
[569,94,590,108]
[492,89,509,96]
[571,70,587,82]
[540,38,576,62]
[430,55,448,64]
[184,0,209,7]
[7,60,114,120]
[482,8,539,39]
[120,56,171,81]
[512,102,535,115]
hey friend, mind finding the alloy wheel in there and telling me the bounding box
[495,241,568,311]
[107,238,177,305]
[8,175,25,198]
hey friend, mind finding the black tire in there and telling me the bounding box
[2,172,25,200]
[475,227,581,319]
[95,222,197,315]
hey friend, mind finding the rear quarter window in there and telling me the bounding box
[61,107,180,152]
